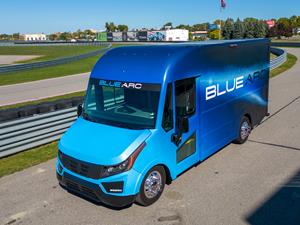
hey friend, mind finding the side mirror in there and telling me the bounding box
[77,104,83,117]
[178,116,189,133]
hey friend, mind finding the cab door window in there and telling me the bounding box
[175,78,196,117]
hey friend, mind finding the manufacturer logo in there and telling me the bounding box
[205,69,267,101]
[206,76,244,101]
[99,80,143,89]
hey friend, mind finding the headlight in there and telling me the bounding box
[102,142,146,178]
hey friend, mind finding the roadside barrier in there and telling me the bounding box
[0,43,111,74]
[271,42,300,48]
[270,47,287,70]
[0,47,288,158]
[0,107,77,158]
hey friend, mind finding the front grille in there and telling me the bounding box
[58,151,103,179]
[64,175,99,201]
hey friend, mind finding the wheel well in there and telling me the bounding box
[244,113,253,128]
[159,164,172,185]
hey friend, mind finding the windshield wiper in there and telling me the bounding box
[110,121,139,130]
[82,112,146,130]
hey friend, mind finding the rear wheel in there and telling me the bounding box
[136,166,166,206]
[234,116,251,144]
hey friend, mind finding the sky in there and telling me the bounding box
[0,0,299,34]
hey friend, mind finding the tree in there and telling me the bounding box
[253,21,268,38]
[84,29,96,41]
[244,21,255,38]
[105,22,117,32]
[268,17,293,38]
[192,23,209,31]
[214,19,225,28]
[12,33,20,40]
[233,18,245,39]
[289,15,300,34]
[176,24,192,31]
[162,22,173,29]
[48,33,59,41]
[117,25,129,32]
[243,17,258,23]
[0,34,11,40]
[222,18,234,39]
[209,30,221,40]
[59,32,72,41]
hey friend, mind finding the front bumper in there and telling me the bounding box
[57,172,136,208]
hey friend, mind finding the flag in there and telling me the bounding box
[221,0,226,9]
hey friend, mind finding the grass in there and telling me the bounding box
[0,142,58,178]
[270,53,277,60]
[0,45,104,63]
[0,44,125,86]
[0,91,85,110]
[270,53,298,78]
[0,54,102,86]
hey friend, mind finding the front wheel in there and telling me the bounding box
[135,166,166,206]
[233,116,251,144]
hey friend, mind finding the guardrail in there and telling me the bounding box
[0,43,111,74]
[0,107,77,158]
[0,47,288,158]
[0,41,111,46]
[270,47,287,70]
[271,42,300,48]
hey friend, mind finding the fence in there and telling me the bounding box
[0,43,111,74]
[0,47,288,158]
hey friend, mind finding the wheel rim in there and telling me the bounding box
[144,171,162,199]
[241,121,251,140]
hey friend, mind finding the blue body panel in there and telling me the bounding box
[57,39,270,200]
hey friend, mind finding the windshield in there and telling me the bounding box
[83,78,161,129]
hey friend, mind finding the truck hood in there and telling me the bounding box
[59,118,151,165]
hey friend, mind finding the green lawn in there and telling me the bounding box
[270,53,297,77]
[0,54,102,86]
[0,44,124,86]
[0,142,58,178]
[0,45,105,63]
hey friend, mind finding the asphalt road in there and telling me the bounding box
[0,73,89,106]
[0,48,300,225]
[0,55,41,65]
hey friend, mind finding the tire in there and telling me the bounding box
[136,166,166,206]
[233,116,251,144]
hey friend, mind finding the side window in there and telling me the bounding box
[175,78,196,117]
[162,83,173,132]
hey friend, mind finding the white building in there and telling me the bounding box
[23,34,47,41]
[165,29,189,41]
[191,31,208,40]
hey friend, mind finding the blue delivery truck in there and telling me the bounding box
[56,39,270,207]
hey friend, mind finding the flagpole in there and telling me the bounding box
[219,13,222,40]
[219,0,226,40]
[219,3,222,40]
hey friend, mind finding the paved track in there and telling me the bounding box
[0,48,300,225]
[0,73,89,106]
[0,55,41,65]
